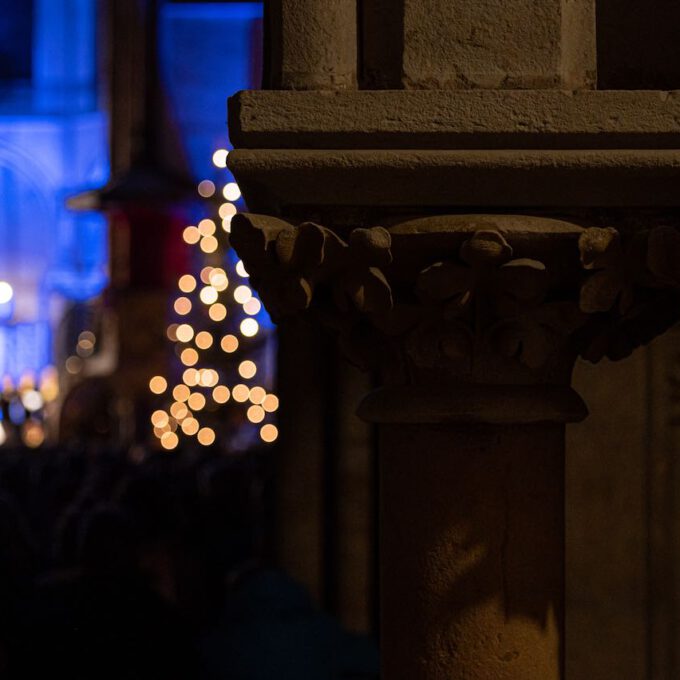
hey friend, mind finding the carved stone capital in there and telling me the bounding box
[576,224,680,361]
[232,213,680,387]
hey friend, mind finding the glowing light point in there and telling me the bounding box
[197,427,216,446]
[232,384,249,403]
[188,392,206,411]
[178,275,196,293]
[176,324,195,343]
[151,410,169,428]
[219,203,237,219]
[262,394,280,413]
[209,268,228,291]
[23,422,45,448]
[233,285,252,304]
[208,303,227,322]
[243,298,261,315]
[181,418,199,436]
[22,390,44,412]
[183,368,199,386]
[183,226,200,245]
[235,260,249,278]
[149,376,168,395]
[260,424,279,443]
[212,149,229,168]
[213,386,230,404]
[247,405,265,424]
[198,219,216,236]
[161,432,179,450]
[76,337,95,357]
[200,287,219,305]
[200,235,218,254]
[170,402,189,420]
[197,180,216,198]
[240,318,259,337]
[65,356,83,374]
[0,282,14,305]
[174,297,192,316]
[222,182,241,201]
[180,348,199,366]
[221,335,239,353]
[195,331,214,350]
[199,369,219,387]
[249,386,266,404]
[238,360,257,379]
[173,384,190,402]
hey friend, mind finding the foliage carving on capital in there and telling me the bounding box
[232,214,589,373]
[577,225,680,362]
[230,215,393,324]
[233,214,680,373]
[402,230,584,371]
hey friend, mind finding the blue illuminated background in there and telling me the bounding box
[160,2,263,179]
[0,0,108,381]
[0,1,265,383]
[160,2,271,336]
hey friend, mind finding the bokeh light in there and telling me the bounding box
[197,180,216,198]
[212,149,229,168]
[149,376,168,395]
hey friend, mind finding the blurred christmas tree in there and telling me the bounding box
[148,149,278,452]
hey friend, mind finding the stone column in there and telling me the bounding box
[226,2,680,677]
[367,391,578,679]
[230,213,597,678]
[229,209,680,678]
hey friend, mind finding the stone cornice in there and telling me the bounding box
[228,149,680,211]
[229,90,680,150]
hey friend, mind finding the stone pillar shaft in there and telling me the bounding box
[230,213,606,678]
[379,422,564,679]
[227,2,680,675]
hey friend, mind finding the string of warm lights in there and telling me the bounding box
[148,149,279,451]
[0,277,62,447]
[0,366,60,448]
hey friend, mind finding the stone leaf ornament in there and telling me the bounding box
[578,225,680,362]
[230,214,393,323]
[234,216,680,371]
[410,230,584,370]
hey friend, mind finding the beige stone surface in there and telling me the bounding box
[234,1,680,678]
[567,355,648,680]
[230,90,680,150]
[401,0,595,89]
[268,0,356,89]
[381,423,566,679]
[566,329,680,679]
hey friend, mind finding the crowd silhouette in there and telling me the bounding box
[0,445,378,679]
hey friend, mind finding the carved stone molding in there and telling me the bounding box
[232,213,680,381]
[577,225,680,362]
